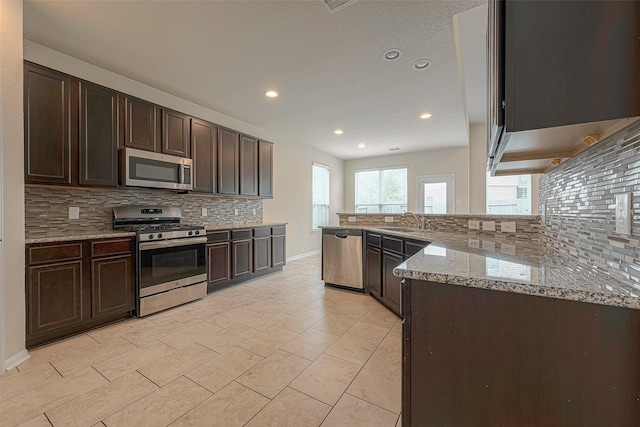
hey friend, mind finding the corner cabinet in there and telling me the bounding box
[364,231,427,317]
[26,237,135,348]
[206,225,286,293]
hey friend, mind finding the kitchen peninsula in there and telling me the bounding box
[331,212,640,426]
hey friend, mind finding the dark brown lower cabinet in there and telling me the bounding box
[253,236,272,273]
[232,239,252,279]
[382,251,403,314]
[91,255,133,319]
[207,242,230,289]
[206,225,286,293]
[365,246,382,298]
[26,238,135,348]
[28,260,84,337]
[403,280,640,426]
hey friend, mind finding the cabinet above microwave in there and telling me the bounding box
[487,0,640,176]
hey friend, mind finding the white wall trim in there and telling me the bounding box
[4,349,29,372]
[287,250,320,262]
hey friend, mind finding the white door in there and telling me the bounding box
[417,174,455,214]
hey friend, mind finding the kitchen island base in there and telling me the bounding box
[403,279,640,426]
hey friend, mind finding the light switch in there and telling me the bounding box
[234,209,239,216]
[348,216,357,222]
[201,208,208,217]
[384,216,394,223]
[615,193,632,235]
[252,209,256,216]
[468,220,480,230]
[68,206,79,220]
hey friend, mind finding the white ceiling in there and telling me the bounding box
[23,0,487,160]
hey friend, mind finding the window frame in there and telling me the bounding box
[312,162,331,231]
[354,166,408,214]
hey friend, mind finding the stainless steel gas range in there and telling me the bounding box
[113,205,207,317]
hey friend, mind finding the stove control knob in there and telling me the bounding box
[148,234,154,240]
[188,231,193,236]
[195,230,200,235]
[157,234,163,239]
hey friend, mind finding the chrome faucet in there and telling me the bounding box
[403,211,423,230]
[403,211,432,231]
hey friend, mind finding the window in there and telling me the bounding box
[486,174,531,214]
[355,167,407,213]
[312,163,330,229]
[417,174,455,214]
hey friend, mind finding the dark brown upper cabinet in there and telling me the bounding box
[79,81,119,187]
[122,95,159,152]
[258,140,274,198]
[24,62,75,185]
[162,109,190,157]
[217,127,240,195]
[191,119,217,193]
[240,134,258,197]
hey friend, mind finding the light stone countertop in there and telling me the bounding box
[322,226,640,310]
[25,223,288,244]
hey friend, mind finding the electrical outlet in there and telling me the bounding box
[252,209,256,216]
[482,221,496,231]
[540,203,546,223]
[201,208,208,217]
[468,239,480,249]
[384,216,394,223]
[501,222,516,233]
[468,220,480,230]
[68,206,79,220]
[615,193,632,235]
[234,209,239,216]
[456,198,463,205]
[348,216,356,222]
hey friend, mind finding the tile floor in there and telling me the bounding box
[0,255,403,427]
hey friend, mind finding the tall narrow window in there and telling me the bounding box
[355,167,407,213]
[312,163,330,229]
[486,174,531,214]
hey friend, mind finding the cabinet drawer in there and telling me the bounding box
[271,225,286,236]
[366,233,381,247]
[253,227,271,238]
[404,241,426,257]
[231,229,252,240]
[382,236,403,254]
[207,230,230,243]
[28,243,83,265]
[91,239,133,257]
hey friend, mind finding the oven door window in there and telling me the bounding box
[139,242,206,290]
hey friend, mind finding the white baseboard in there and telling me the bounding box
[286,250,320,262]
[4,349,29,371]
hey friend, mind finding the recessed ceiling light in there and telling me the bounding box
[420,113,433,119]
[414,59,431,70]
[358,143,366,149]
[334,129,344,135]
[383,49,402,61]
[265,90,278,98]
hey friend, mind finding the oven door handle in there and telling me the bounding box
[139,236,207,250]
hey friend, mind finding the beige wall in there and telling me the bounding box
[469,123,487,213]
[343,147,470,213]
[263,147,344,258]
[1,0,27,369]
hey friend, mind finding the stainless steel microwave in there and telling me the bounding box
[121,147,193,191]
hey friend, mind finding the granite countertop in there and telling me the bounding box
[25,222,288,244]
[323,225,640,310]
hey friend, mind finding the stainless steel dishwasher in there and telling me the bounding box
[322,228,364,290]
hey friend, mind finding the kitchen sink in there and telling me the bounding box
[377,227,420,233]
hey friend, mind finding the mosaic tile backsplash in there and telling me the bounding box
[539,120,640,286]
[25,186,263,238]
[337,213,541,240]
